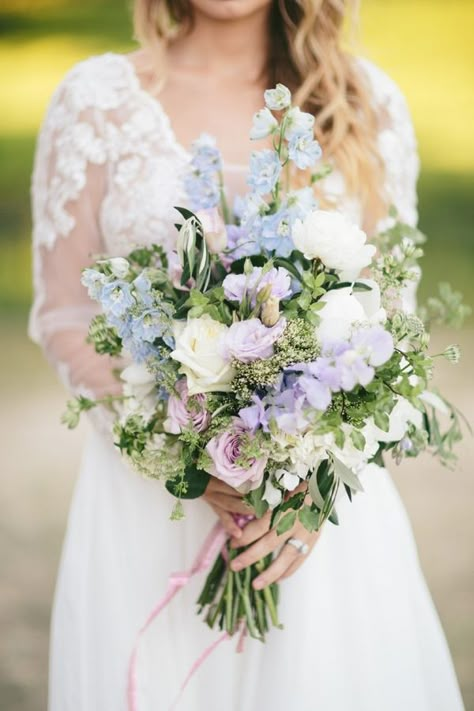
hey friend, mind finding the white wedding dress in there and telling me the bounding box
[30,53,464,711]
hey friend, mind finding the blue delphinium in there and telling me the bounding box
[183,133,222,211]
[258,210,294,257]
[99,281,135,319]
[288,132,322,170]
[247,149,281,195]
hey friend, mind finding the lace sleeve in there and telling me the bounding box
[359,58,420,229]
[29,69,122,401]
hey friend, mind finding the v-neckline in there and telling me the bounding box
[112,52,250,173]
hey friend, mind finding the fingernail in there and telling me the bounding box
[231,560,243,571]
[253,578,264,590]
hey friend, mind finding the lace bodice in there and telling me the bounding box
[29,52,419,400]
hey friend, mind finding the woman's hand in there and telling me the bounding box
[229,510,321,589]
[202,476,252,539]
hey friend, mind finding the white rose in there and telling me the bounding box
[371,396,423,442]
[292,210,375,278]
[170,315,235,395]
[316,282,386,344]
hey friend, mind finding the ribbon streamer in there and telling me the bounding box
[127,521,229,711]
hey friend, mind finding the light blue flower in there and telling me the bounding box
[286,187,318,220]
[226,224,259,259]
[81,269,107,300]
[284,107,315,141]
[184,172,220,210]
[247,150,281,195]
[132,309,168,344]
[99,280,135,318]
[258,210,294,257]
[133,272,154,308]
[264,84,292,111]
[190,133,222,174]
[288,132,322,170]
[250,108,279,140]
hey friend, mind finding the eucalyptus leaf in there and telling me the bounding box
[333,457,364,493]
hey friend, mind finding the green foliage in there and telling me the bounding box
[87,314,122,356]
[418,282,472,330]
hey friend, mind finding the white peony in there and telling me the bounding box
[370,396,423,442]
[170,315,235,396]
[292,210,375,278]
[316,282,386,344]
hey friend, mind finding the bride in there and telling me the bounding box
[30,0,465,709]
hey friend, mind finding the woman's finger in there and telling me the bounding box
[230,511,271,548]
[252,539,300,589]
[209,503,242,538]
[230,527,282,571]
[210,493,253,515]
[207,478,244,497]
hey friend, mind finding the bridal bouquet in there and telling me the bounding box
[64,84,469,641]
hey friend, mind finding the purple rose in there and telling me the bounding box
[222,267,292,305]
[223,317,286,363]
[206,417,267,492]
[164,379,210,434]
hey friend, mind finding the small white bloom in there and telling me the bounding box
[170,315,235,395]
[284,107,315,140]
[371,396,423,442]
[263,480,283,508]
[276,468,300,492]
[264,83,292,111]
[292,209,375,278]
[120,363,157,421]
[98,257,130,278]
[250,107,279,140]
[316,283,385,344]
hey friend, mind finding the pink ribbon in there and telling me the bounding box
[127,521,229,711]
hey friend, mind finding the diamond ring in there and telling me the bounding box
[286,537,309,555]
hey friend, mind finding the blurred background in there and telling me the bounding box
[0,1,472,709]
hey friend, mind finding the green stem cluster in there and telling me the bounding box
[197,543,281,641]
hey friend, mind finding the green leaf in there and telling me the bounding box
[247,482,269,519]
[350,429,366,451]
[276,511,296,536]
[333,457,364,493]
[308,470,325,508]
[298,505,320,532]
[165,464,210,500]
[280,491,306,513]
[374,410,390,432]
[273,257,303,282]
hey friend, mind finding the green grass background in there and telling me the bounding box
[0,2,473,710]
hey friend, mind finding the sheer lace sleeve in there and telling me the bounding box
[29,68,122,401]
[359,59,421,312]
[359,58,420,229]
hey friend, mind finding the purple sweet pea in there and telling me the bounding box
[239,395,268,432]
[351,325,394,367]
[206,417,267,491]
[164,379,210,434]
[223,318,286,363]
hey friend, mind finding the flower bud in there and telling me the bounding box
[260,296,281,326]
[196,208,227,254]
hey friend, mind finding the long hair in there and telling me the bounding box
[133,0,386,225]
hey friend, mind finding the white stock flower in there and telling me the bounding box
[371,396,423,442]
[264,83,292,111]
[170,315,235,395]
[120,363,157,420]
[284,107,315,140]
[292,210,375,278]
[250,107,279,140]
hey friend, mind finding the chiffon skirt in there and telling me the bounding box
[49,427,464,711]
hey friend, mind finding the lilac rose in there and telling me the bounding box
[163,379,210,434]
[223,317,286,363]
[206,417,267,492]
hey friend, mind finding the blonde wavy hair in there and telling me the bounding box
[134,0,386,225]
